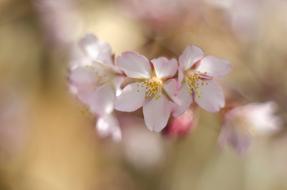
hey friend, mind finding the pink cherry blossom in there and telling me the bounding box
[174,45,231,116]
[69,34,123,116]
[219,102,281,154]
[114,52,178,132]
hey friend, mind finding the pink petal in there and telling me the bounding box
[79,34,113,66]
[84,84,115,115]
[116,51,151,79]
[179,45,204,70]
[173,83,193,117]
[195,80,225,112]
[151,57,178,79]
[196,56,231,77]
[96,114,122,142]
[143,95,172,132]
[115,82,145,112]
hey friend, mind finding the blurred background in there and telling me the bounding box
[0,0,287,189]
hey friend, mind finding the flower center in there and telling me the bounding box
[142,77,163,98]
[185,72,208,98]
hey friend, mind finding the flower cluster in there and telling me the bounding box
[68,34,231,134]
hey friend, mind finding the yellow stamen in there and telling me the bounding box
[141,77,163,98]
[185,72,207,98]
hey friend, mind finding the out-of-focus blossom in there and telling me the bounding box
[175,45,231,115]
[219,102,281,154]
[33,0,81,47]
[69,34,123,116]
[122,123,164,170]
[69,34,124,141]
[96,114,122,142]
[163,110,196,137]
[226,0,261,42]
[115,52,178,132]
[207,0,261,42]
[119,0,202,30]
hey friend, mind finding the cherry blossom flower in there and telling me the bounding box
[69,34,123,116]
[174,45,231,116]
[69,34,124,141]
[114,52,178,132]
[219,101,281,154]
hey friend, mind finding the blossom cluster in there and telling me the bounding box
[68,34,231,135]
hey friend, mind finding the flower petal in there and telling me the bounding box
[96,114,122,142]
[79,34,113,66]
[112,76,125,96]
[179,45,204,70]
[143,95,172,132]
[243,102,281,135]
[69,66,97,92]
[116,51,151,79]
[69,47,93,69]
[195,80,225,112]
[196,56,231,77]
[151,57,178,79]
[163,79,178,100]
[115,82,145,112]
[85,84,115,115]
[173,83,193,116]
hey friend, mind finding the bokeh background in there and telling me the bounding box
[0,0,287,189]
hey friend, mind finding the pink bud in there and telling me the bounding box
[163,110,195,137]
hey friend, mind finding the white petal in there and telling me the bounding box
[195,80,225,112]
[151,57,178,78]
[116,51,151,79]
[96,114,122,142]
[69,66,96,92]
[79,34,113,66]
[163,79,178,101]
[179,45,204,70]
[243,102,281,135]
[173,83,193,117]
[115,83,145,112]
[196,56,231,77]
[143,95,172,132]
[112,76,125,96]
[69,47,93,69]
[85,84,115,115]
